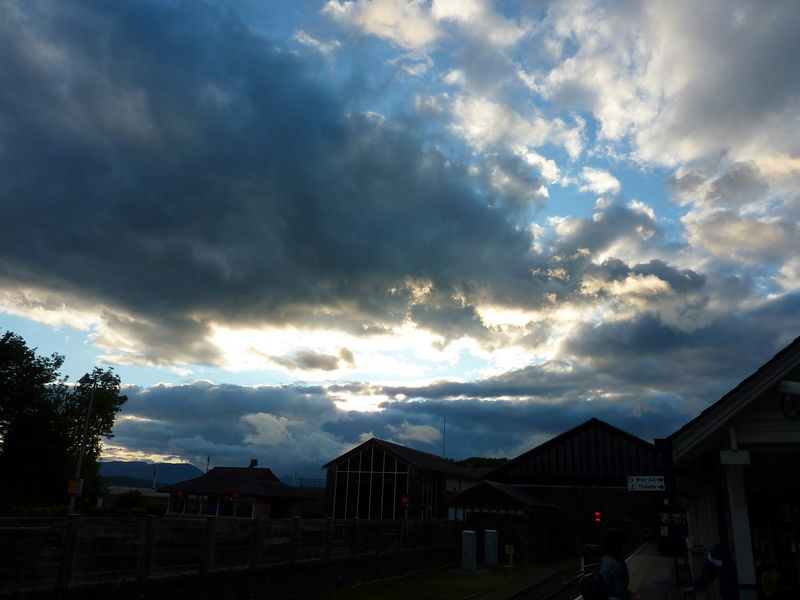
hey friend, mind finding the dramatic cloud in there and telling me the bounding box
[0,0,547,367]
[109,290,800,476]
[2,0,799,474]
[537,0,800,165]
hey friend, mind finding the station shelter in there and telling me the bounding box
[323,437,484,520]
[669,336,800,599]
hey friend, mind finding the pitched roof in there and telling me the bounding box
[158,467,306,499]
[323,437,486,479]
[447,480,551,510]
[483,417,655,480]
[669,335,800,460]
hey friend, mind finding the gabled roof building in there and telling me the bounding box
[323,437,484,520]
[443,418,663,557]
[485,417,660,487]
[451,418,663,549]
[159,466,309,519]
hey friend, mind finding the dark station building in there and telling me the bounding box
[448,418,664,554]
[323,437,484,520]
[669,336,800,599]
[159,466,309,519]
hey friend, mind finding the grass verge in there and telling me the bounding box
[311,557,577,600]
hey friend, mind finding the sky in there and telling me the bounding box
[2,0,800,480]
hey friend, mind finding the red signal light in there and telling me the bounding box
[594,511,602,522]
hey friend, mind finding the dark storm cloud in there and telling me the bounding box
[705,163,767,208]
[114,375,685,478]
[668,162,768,209]
[483,152,549,210]
[0,0,547,362]
[631,260,705,295]
[115,381,343,478]
[552,203,660,257]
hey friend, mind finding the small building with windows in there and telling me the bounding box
[159,466,309,518]
[323,437,485,520]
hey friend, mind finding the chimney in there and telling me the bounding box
[249,458,258,468]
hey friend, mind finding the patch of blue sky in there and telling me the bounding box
[237,0,322,42]
[1,314,96,381]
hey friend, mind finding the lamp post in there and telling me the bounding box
[68,374,95,514]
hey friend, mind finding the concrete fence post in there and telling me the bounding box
[351,518,360,557]
[57,514,81,590]
[395,519,405,550]
[201,517,216,575]
[138,515,158,581]
[323,517,333,562]
[249,518,261,571]
[290,516,300,564]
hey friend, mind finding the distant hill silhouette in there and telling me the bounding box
[99,461,203,486]
[102,475,156,488]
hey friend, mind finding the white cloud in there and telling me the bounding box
[0,284,100,331]
[450,95,582,158]
[293,30,340,54]
[523,151,561,184]
[537,0,800,166]
[323,0,441,50]
[755,154,800,178]
[683,211,797,266]
[580,273,671,299]
[778,257,800,291]
[242,413,294,446]
[579,167,620,195]
[432,0,530,48]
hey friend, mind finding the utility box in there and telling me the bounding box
[462,530,477,571]
[484,529,498,565]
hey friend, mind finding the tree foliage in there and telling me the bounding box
[0,331,127,508]
[0,331,64,442]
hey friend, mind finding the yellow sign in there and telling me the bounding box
[67,479,84,496]
[505,544,514,555]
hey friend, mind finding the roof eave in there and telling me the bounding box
[671,337,800,461]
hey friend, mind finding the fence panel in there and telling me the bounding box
[71,517,145,584]
[297,518,327,562]
[212,518,254,570]
[0,517,66,592]
[328,519,354,559]
[150,517,206,576]
[258,518,294,566]
[0,516,457,591]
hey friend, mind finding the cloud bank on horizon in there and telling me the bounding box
[1,0,799,476]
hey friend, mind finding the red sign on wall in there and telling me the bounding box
[400,494,411,508]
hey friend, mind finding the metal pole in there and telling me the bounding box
[68,383,95,514]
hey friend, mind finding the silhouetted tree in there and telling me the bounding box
[0,331,64,443]
[61,368,127,507]
[0,331,126,509]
